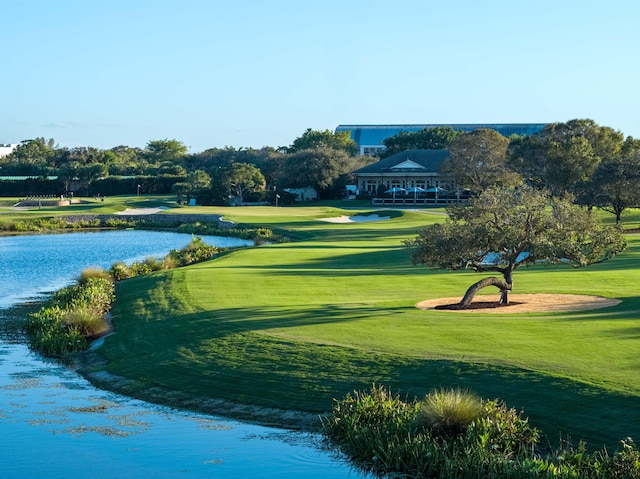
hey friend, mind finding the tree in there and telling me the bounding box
[439,129,520,192]
[585,143,640,224]
[1,138,55,175]
[285,128,358,156]
[171,170,211,204]
[403,186,626,307]
[508,119,624,198]
[380,126,459,159]
[280,147,354,198]
[223,162,265,205]
[144,139,188,165]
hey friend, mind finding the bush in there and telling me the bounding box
[167,236,219,266]
[26,278,114,357]
[109,261,131,281]
[323,384,638,479]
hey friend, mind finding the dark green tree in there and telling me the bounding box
[508,119,624,198]
[380,126,459,159]
[1,138,55,175]
[223,162,265,205]
[404,186,626,307]
[285,128,358,156]
[280,147,354,198]
[584,140,640,224]
[144,139,188,166]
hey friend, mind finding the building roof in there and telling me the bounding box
[353,149,449,174]
[336,123,546,147]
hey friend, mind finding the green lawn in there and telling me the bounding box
[76,203,640,450]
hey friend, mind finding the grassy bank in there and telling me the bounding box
[71,204,640,451]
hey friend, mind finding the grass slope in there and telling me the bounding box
[90,205,640,448]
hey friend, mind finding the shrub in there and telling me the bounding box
[109,261,131,281]
[322,385,639,478]
[26,277,114,357]
[167,236,219,266]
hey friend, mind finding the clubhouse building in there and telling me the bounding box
[337,124,546,204]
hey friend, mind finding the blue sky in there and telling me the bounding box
[2,0,639,152]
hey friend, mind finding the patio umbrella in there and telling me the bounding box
[406,186,426,200]
[426,187,446,200]
[384,187,405,201]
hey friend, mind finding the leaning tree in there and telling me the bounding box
[403,186,626,307]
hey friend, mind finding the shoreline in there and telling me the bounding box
[75,346,324,432]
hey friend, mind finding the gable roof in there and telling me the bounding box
[353,149,449,174]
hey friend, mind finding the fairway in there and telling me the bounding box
[93,205,640,449]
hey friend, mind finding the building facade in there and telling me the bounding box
[0,143,19,157]
[352,149,455,200]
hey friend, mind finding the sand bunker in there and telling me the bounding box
[319,214,391,223]
[115,207,169,215]
[415,294,621,313]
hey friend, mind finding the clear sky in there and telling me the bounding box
[2,0,639,153]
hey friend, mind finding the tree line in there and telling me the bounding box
[0,128,372,204]
[2,119,640,219]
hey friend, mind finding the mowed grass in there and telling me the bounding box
[91,205,640,448]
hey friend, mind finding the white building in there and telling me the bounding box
[0,143,19,157]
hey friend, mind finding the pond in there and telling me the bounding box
[0,230,365,478]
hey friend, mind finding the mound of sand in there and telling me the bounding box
[319,214,391,223]
[415,294,621,313]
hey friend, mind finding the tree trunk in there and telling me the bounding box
[459,276,512,307]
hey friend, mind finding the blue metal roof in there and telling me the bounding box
[335,123,547,147]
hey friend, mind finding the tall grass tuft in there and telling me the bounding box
[415,387,484,437]
[63,307,109,337]
[77,266,112,285]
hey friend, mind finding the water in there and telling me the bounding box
[0,230,364,478]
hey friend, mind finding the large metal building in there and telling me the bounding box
[335,123,546,156]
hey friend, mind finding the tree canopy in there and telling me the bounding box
[508,119,624,198]
[380,126,459,159]
[439,129,520,192]
[404,186,626,307]
[285,128,358,156]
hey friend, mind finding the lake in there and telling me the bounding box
[0,230,365,478]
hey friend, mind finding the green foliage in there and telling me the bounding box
[441,128,520,191]
[323,385,637,478]
[109,261,131,281]
[167,236,220,266]
[26,277,114,357]
[404,186,627,304]
[381,126,459,158]
[286,128,358,155]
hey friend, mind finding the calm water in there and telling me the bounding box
[0,231,364,478]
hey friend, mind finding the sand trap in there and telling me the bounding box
[415,294,621,313]
[319,214,391,223]
[115,207,169,215]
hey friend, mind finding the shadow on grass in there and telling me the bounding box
[103,297,640,450]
